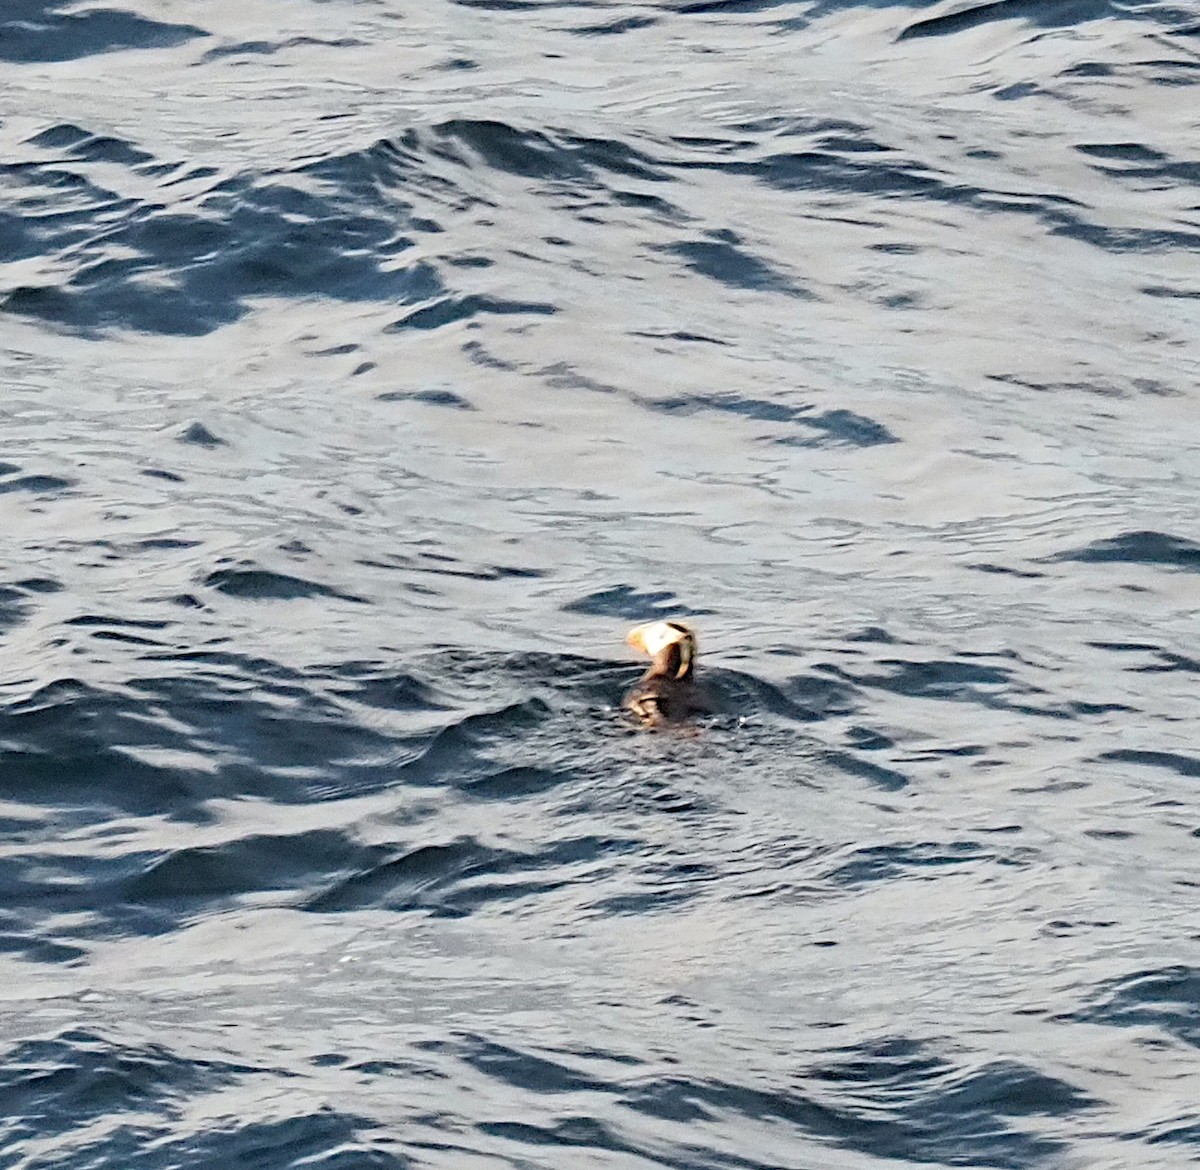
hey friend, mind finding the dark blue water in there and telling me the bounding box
[1,1,1198,1167]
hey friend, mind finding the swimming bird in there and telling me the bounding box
[622,619,712,726]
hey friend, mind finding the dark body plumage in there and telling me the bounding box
[622,620,714,727]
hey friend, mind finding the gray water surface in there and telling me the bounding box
[1,2,1198,1167]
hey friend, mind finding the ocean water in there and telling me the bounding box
[1,1,1198,1167]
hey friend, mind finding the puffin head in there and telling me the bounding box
[625,619,696,679]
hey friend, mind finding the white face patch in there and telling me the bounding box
[627,620,694,659]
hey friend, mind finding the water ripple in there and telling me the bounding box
[0,1,1196,1167]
